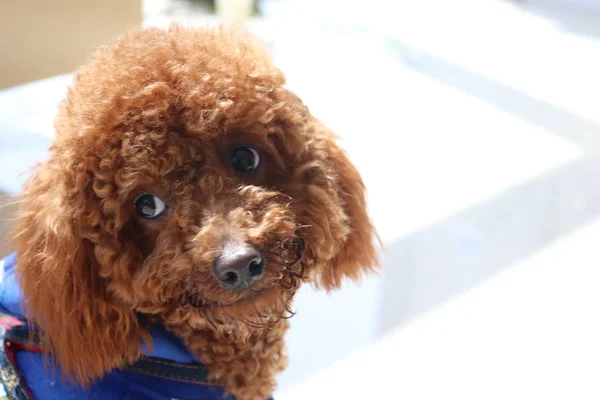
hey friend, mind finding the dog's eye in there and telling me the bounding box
[231,146,261,173]
[134,193,167,219]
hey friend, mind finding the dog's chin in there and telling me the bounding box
[160,284,296,333]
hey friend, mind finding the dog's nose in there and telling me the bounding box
[212,244,264,290]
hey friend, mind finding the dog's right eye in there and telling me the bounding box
[134,193,167,220]
[231,146,261,173]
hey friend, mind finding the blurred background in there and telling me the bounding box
[1,0,600,398]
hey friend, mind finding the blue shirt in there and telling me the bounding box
[0,253,237,400]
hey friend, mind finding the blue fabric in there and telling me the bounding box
[0,252,22,317]
[0,252,235,400]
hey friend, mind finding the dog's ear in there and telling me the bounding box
[13,161,147,385]
[303,121,381,291]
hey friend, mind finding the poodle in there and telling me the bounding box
[9,25,380,400]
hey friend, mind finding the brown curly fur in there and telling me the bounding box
[12,25,380,400]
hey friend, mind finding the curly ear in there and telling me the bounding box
[304,121,381,291]
[13,160,146,385]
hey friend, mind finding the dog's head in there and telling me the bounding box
[14,26,379,384]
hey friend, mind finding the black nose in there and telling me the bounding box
[212,244,264,290]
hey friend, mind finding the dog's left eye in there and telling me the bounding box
[134,194,167,219]
[231,146,261,173]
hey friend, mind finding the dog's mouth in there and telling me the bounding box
[178,288,268,309]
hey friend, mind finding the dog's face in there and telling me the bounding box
[127,130,306,318]
[111,100,324,328]
[14,26,379,382]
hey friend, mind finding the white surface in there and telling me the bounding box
[282,216,600,400]
[291,62,582,242]
[274,0,600,127]
[0,74,71,194]
[269,0,595,393]
[274,24,583,391]
[0,74,71,140]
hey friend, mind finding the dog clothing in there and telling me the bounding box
[0,252,243,400]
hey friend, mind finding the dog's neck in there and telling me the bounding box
[164,316,290,399]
